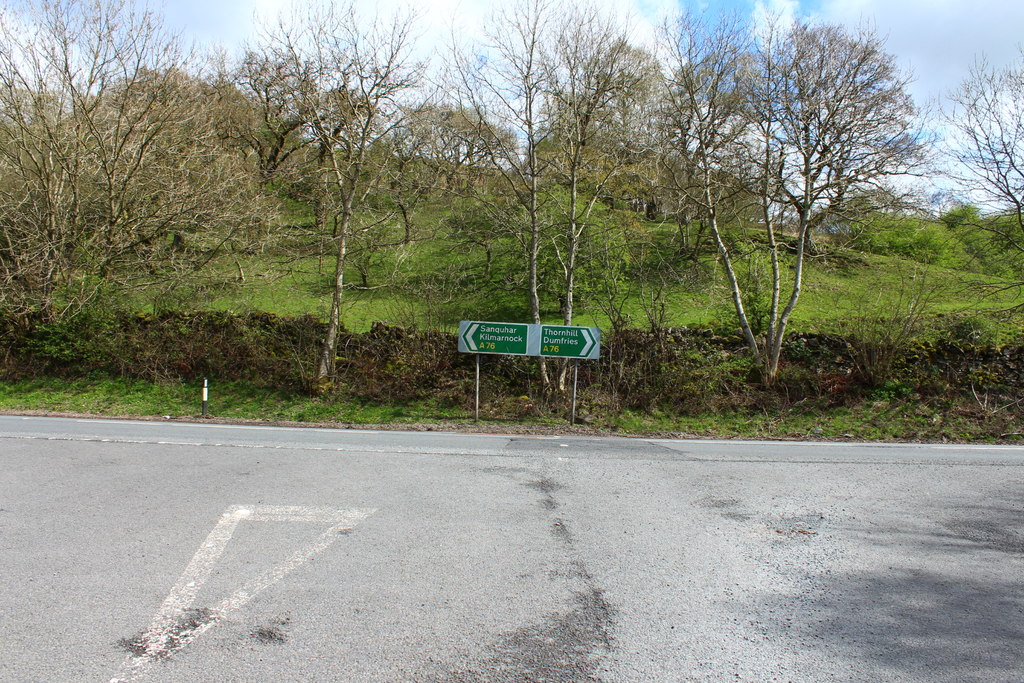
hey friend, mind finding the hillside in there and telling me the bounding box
[119,200,1023,343]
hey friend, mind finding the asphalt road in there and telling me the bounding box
[1,416,1022,682]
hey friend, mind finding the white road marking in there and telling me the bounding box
[135,506,250,661]
[111,504,375,682]
[0,417,1013,449]
[2,433,523,458]
[930,445,1024,451]
[658,437,1024,451]
[68,418,512,439]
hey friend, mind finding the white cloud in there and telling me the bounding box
[753,0,800,29]
[147,0,1024,112]
[410,0,672,55]
[813,0,1024,105]
[147,0,671,56]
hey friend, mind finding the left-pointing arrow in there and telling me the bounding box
[463,323,479,351]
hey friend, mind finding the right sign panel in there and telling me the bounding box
[537,325,601,359]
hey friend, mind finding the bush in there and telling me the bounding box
[3,310,1022,420]
[18,311,119,367]
[937,313,1011,347]
[867,380,915,401]
[851,215,964,268]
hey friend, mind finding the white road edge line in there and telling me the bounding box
[67,418,516,438]
[658,438,1024,450]
[929,445,1024,451]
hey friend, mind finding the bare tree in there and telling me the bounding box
[658,10,751,338]
[218,46,309,185]
[398,104,502,192]
[600,46,664,222]
[741,19,924,382]
[452,0,555,328]
[660,14,923,383]
[544,5,646,328]
[267,1,423,389]
[0,0,262,322]
[945,49,1024,263]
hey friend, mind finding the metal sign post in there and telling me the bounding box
[475,355,480,421]
[570,360,580,425]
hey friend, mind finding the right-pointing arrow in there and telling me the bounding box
[580,328,594,357]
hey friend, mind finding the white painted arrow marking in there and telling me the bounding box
[111,505,375,682]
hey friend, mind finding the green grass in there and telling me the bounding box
[2,376,1019,443]
[0,377,198,416]
[110,196,1024,341]
[157,252,1017,343]
[0,377,479,425]
[181,245,1022,338]
[607,395,1016,442]
[794,254,1021,321]
[8,202,1023,442]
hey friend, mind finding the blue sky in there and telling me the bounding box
[149,0,1023,107]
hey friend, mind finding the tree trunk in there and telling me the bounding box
[314,207,351,391]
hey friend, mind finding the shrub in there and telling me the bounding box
[851,216,963,268]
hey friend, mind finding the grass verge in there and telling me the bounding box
[2,377,1021,442]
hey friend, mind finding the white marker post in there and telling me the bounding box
[201,378,209,417]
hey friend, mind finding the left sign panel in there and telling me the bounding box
[458,320,530,355]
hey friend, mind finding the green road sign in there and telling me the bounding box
[459,321,530,355]
[538,325,600,359]
[458,321,600,359]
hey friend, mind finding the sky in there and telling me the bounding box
[150,0,1023,108]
